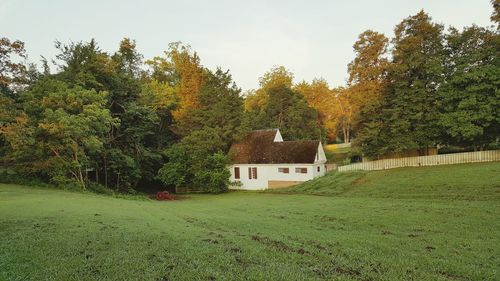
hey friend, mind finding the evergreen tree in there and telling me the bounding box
[356,11,445,157]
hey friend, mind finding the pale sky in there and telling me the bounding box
[0,0,494,91]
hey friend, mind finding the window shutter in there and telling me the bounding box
[234,167,240,179]
[253,167,257,179]
[248,167,252,179]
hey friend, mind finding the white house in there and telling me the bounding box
[228,129,327,190]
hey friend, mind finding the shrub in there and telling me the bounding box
[156,191,174,200]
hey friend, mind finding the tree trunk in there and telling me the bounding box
[73,149,86,190]
[95,163,99,183]
[103,154,108,188]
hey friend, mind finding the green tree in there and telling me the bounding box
[157,68,243,193]
[1,78,117,189]
[0,37,28,94]
[438,25,500,148]
[180,68,244,149]
[52,38,176,190]
[491,0,500,26]
[264,85,321,140]
[356,11,445,157]
[157,127,230,193]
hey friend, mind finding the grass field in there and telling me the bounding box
[1,162,499,281]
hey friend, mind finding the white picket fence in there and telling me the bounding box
[337,150,500,172]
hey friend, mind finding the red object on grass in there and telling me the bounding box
[156,191,174,201]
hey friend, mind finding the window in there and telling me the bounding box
[248,167,257,179]
[295,167,307,174]
[234,167,240,179]
[317,166,320,172]
[278,167,289,173]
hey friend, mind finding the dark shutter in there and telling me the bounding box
[253,167,257,179]
[234,167,240,179]
[248,167,252,179]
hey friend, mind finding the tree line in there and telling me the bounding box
[1,3,498,193]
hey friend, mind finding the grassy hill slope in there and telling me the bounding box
[271,162,500,200]
[1,162,499,281]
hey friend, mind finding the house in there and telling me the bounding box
[228,129,327,190]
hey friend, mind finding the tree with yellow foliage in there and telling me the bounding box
[244,66,293,111]
[294,79,337,141]
[347,30,389,132]
[146,42,204,135]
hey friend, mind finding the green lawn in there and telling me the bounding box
[1,162,500,281]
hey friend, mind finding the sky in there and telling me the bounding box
[0,0,494,91]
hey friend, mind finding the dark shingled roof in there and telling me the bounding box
[229,129,320,164]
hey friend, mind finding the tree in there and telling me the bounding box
[491,0,500,27]
[334,87,354,143]
[157,127,231,193]
[438,25,500,148]
[112,38,143,77]
[54,39,115,93]
[179,68,244,150]
[1,78,117,189]
[244,66,293,111]
[146,42,205,135]
[0,37,29,94]
[294,79,336,141]
[243,67,320,140]
[355,11,445,157]
[347,30,389,137]
[156,68,244,193]
[263,85,320,140]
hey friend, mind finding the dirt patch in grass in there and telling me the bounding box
[351,175,368,186]
[251,235,309,255]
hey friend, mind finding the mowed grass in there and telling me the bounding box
[1,163,499,281]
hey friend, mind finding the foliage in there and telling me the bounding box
[438,25,500,147]
[0,37,29,94]
[1,78,117,189]
[244,81,321,141]
[146,42,205,135]
[177,68,244,149]
[157,128,231,193]
[156,143,189,188]
[294,79,335,141]
[492,0,500,26]
[244,65,293,111]
[355,11,446,157]
[346,30,389,140]
[1,4,499,192]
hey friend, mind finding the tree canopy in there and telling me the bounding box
[1,2,498,192]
